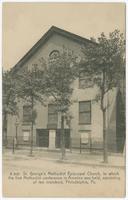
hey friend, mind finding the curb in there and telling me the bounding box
[56,159,125,169]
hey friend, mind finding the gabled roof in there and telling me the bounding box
[12,26,97,73]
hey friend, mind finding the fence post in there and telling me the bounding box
[80,137,81,154]
[12,137,15,154]
[89,133,92,153]
[70,137,72,153]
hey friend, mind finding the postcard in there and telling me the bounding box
[2,2,126,197]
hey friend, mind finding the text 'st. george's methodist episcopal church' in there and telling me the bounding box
[5,26,125,153]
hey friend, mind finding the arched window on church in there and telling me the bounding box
[49,50,60,63]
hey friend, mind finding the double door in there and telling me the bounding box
[36,129,70,149]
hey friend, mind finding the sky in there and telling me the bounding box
[2,2,125,70]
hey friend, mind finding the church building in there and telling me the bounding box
[5,26,125,153]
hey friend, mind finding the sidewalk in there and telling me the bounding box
[3,147,125,169]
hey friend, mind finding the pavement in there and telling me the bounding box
[2,147,125,169]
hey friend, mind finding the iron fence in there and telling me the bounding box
[3,135,103,154]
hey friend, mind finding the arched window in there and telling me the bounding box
[49,50,60,62]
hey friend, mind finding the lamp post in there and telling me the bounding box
[65,113,73,153]
[15,117,19,148]
[15,95,19,147]
[61,111,66,160]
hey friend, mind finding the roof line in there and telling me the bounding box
[12,26,97,73]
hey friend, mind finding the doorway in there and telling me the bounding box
[36,129,49,147]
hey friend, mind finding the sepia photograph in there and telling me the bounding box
[2,2,126,197]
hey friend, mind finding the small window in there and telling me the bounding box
[23,130,30,141]
[79,101,91,124]
[79,71,93,89]
[48,104,58,125]
[80,132,89,144]
[23,105,32,122]
[49,50,60,63]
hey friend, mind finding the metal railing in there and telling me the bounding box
[3,135,103,154]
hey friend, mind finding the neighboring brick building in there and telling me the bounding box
[5,26,125,153]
